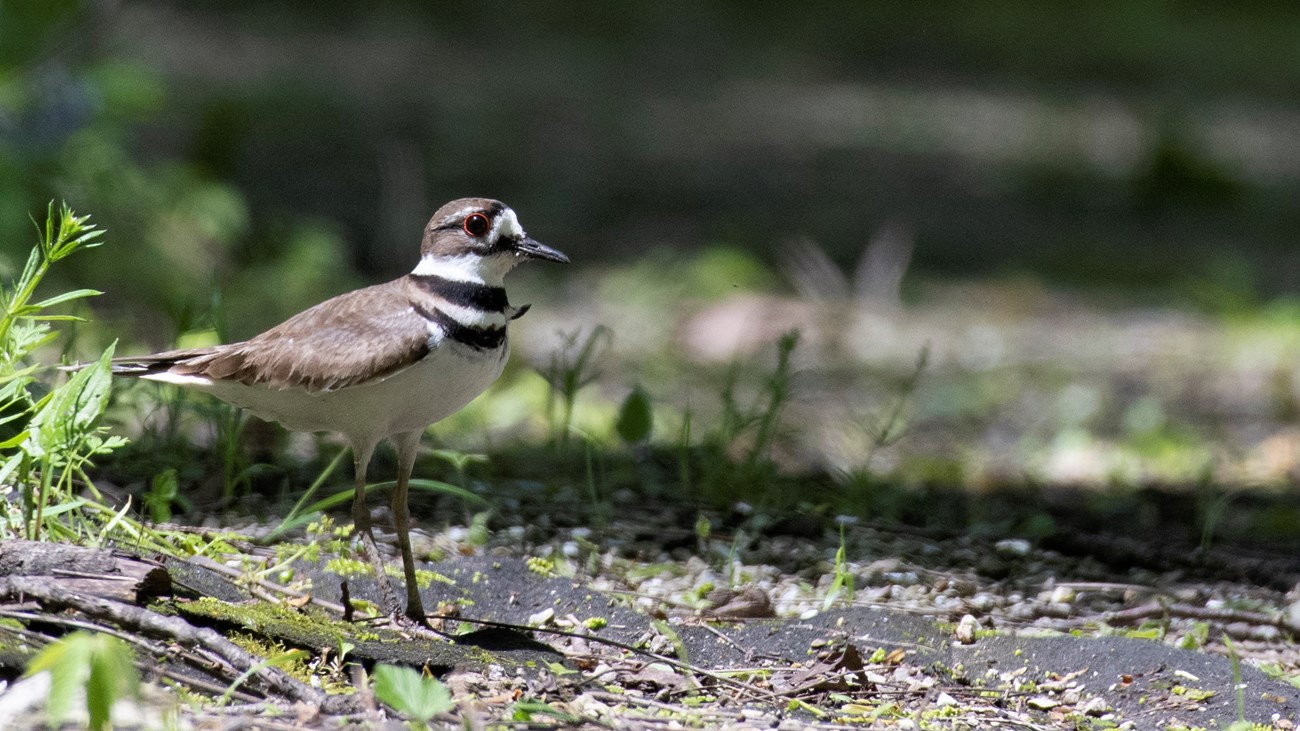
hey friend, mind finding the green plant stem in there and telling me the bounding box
[264,448,347,542]
[0,256,49,355]
[32,465,53,541]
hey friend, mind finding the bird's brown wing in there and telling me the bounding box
[112,283,432,393]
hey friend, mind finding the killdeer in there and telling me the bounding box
[110,198,568,623]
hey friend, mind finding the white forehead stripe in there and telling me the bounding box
[449,205,479,222]
[493,208,524,240]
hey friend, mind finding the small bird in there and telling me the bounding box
[110,198,568,623]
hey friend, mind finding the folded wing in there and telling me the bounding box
[111,283,432,393]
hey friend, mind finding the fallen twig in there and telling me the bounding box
[1011,600,1300,640]
[0,576,359,715]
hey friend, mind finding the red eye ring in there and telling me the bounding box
[463,213,491,237]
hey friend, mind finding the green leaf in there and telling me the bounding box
[0,452,25,486]
[35,498,89,518]
[26,343,115,457]
[31,289,103,309]
[372,664,453,722]
[25,632,138,731]
[0,430,28,449]
[428,448,489,472]
[615,385,653,444]
[85,635,138,731]
[263,477,489,542]
[406,478,489,505]
[544,661,577,676]
[26,633,90,726]
[97,498,135,543]
[145,469,179,522]
[220,649,308,706]
[510,700,581,724]
[26,315,89,322]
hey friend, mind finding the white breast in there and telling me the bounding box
[151,342,510,447]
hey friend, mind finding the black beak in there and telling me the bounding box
[513,236,570,264]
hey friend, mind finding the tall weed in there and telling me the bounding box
[0,204,141,545]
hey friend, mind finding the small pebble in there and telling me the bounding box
[1079,697,1112,716]
[1287,599,1300,629]
[955,614,979,645]
[864,586,892,602]
[949,579,978,597]
[569,693,611,717]
[1006,603,1037,621]
[1040,601,1072,618]
[1026,696,1058,710]
[886,571,921,586]
[995,538,1031,557]
[1049,586,1076,604]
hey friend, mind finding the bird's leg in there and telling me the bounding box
[350,442,401,619]
[350,444,375,536]
[391,430,427,624]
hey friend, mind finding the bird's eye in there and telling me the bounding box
[463,213,491,237]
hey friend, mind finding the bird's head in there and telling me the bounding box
[416,198,569,284]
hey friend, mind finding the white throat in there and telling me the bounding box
[411,252,515,286]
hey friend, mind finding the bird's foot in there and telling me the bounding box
[353,526,404,619]
[382,606,452,640]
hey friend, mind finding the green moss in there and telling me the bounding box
[170,597,559,675]
[526,556,557,578]
[1170,684,1216,701]
[226,631,341,692]
[417,569,454,588]
[324,557,372,578]
[181,597,356,649]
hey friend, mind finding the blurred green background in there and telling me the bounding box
[5,0,1299,337]
[5,0,1300,516]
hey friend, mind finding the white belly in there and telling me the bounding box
[154,344,509,446]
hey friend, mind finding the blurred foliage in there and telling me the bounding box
[2,0,1298,335]
[1,1,1297,541]
[25,631,140,731]
[0,0,354,345]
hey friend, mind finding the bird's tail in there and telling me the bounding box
[62,349,213,377]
